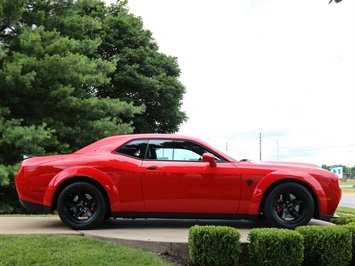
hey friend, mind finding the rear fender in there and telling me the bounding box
[248,170,327,216]
[43,166,121,211]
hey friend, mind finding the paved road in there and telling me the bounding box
[339,193,355,208]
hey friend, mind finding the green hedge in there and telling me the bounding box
[248,228,304,266]
[188,225,241,266]
[345,223,355,265]
[188,224,354,266]
[296,226,352,266]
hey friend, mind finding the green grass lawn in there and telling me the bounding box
[0,235,174,266]
[336,206,355,216]
[340,179,355,193]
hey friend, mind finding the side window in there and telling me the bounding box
[147,139,213,161]
[115,139,148,159]
[156,148,201,161]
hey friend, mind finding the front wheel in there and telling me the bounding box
[57,182,107,230]
[263,182,314,229]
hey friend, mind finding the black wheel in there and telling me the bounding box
[263,182,314,229]
[57,182,107,230]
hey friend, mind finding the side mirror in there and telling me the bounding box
[202,153,217,167]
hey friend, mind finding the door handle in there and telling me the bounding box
[146,166,158,170]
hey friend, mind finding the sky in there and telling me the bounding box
[105,0,355,167]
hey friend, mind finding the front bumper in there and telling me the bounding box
[319,213,340,221]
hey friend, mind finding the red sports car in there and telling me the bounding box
[15,134,341,230]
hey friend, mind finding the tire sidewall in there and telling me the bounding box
[57,182,106,230]
[264,182,314,229]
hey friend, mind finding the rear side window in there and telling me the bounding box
[115,140,148,159]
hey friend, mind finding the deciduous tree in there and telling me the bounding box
[96,1,187,133]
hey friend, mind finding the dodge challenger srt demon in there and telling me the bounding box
[15,134,341,230]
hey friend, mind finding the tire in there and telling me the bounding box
[263,182,314,229]
[57,182,107,230]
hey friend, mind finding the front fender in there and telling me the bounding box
[43,166,121,211]
[248,170,327,216]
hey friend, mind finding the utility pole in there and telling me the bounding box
[259,133,279,161]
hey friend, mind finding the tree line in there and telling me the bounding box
[0,0,187,213]
[322,165,355,179]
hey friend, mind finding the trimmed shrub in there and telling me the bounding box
[345,223,355,265]
[346,222,355,251]
[248,228,304,266]
[296,226,352,266]
[188,225,241,266]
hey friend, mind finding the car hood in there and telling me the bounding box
[258,161,319,169]
[235,160,332,178]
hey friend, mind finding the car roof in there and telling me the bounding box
[74,134,210,153]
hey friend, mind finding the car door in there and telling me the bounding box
[113,139,148,212]
[141,139,241,214]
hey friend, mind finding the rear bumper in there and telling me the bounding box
[19,198,53,214]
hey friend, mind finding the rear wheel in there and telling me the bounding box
[263,182,314,229]
[57,182,107,230]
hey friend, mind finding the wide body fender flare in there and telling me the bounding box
[43,166,121,212]
[248,170,327,216]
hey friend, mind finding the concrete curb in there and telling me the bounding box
[83,233,191,258]
[82,231,250,263]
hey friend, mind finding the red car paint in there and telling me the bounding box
[15,134,341,229]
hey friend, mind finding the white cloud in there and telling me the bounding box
[105,0,355,166]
